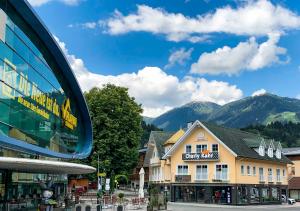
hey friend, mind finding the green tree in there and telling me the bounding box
[85,84,143,178]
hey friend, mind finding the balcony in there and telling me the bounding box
[182,152,219,161]
[195,174,208,181]
[212,173,228,182]
[175,175,191,182]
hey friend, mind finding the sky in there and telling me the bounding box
[28,0,300,117]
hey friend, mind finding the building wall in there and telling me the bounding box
[169,127,237,183]
[164,126,288,185]
[235,158,287,185]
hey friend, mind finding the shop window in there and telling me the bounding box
[212,144,219,152]
[262,188,270,202]
[185,145,192,153]
[196,144,207,153]
[253,166,256,176]
[177,165,188,175]
[268,168,273,182]
[271,188,279,201]
[247,166,251,175]
[249,187,260,204]
[237,186,247,204]
[196,165,208,180]
[241,165,245,175]
[259,167,264,182]
[276,169,281,182]
[216,164,228,181]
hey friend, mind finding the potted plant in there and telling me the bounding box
[117,192,125,211]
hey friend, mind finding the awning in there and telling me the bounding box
[0,157,96,174]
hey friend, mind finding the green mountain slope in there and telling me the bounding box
[150,94,300,131]
[151,101,221,131]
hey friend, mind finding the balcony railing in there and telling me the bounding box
[195,174,208,181]
[213,173,228,181]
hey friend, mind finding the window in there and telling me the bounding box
[259,145,265,156]
[268,168,273,182]
[196,165,208,180]
[268,147,273,158]
[291,167,295,176]
[276,149,281,159]
[247,165,251,175]
[197,132,205,140]
[283,169,286,177]
[276,169,281,182]
[212,144,219,152]
[253,166,256,176]
[196,144,207,153]
[185,145,192,153]
[216,164,228,180]
[259,167,264,181]
[241,165,245,175]
[177,165,188,175]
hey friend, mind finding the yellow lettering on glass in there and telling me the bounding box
[61,98,77,130]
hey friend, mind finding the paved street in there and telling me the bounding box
[168,202,300,211]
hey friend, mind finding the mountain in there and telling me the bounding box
[150,94,300,131]
[151,101,221,131]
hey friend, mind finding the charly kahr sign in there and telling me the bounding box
[182,151,219,161]
[1,58,77,130]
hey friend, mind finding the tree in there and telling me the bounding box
[85,84,143,178]
[140,121,162,148]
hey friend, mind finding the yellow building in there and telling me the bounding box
[282,148,300,200]
[148,120,292,205]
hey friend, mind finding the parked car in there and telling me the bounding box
[288,198,296,205]
[282,195,296,204]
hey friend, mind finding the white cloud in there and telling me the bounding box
[165,48,193,69]
[68,22,97,29]
[28,0,80,7]
[104,1,300,42]
[190,33,288,75]
[55,36,243,117]
[252,89,267,97]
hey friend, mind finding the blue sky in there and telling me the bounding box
[28,0,300,117]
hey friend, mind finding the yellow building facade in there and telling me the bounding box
[149,120,291,205]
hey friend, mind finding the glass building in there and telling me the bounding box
[0,0,94,209]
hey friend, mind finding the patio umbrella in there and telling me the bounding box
[139,167,145,198]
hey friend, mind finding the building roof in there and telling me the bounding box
[288,177,300,189]
[163,120,292,164]
[282,147,300,156]
[164,129,185,145]
[202,122,291,164]
[143,131,174,166]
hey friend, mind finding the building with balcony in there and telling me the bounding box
[149,120,291,205]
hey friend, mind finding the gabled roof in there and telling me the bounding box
[143,131,174,166]
[164,129,185,145]
[163,120,292,164]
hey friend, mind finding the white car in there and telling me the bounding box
[282,195,296,204]
[288,198,296,205]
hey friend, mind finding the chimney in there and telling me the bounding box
[187,121,193,129]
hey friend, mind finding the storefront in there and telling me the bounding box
[149,120,291,205]
[0,0,95,209]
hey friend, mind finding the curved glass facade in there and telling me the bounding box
[0,1,92,158]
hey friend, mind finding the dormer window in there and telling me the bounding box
[259,145,265,156]
[268,147,273,158]
[276,142,282,159]
[276,148,281,159]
